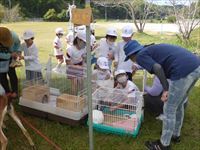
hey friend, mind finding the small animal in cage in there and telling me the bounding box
[92,87,143,136]
[92,109,104,124]
[22,85,50,103]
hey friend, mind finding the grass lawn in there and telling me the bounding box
[1,22,200,150]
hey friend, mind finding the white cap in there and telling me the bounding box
[121,25,134,37]
[76,30,86,42]
[55,27,64,34]
[22,30,34,40]
[114,69,126,77]
[97,57,109,70]
[106,27,117,37]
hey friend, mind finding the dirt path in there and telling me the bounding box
[95,22,179,33]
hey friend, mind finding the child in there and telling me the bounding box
[114,25,136,81]
[65,30,86,66]
[92,57,111,80]
[110,69,139,111]
[53,27,64,72]
[95,27,118,69]
[20,30,42,82]
[65,30,87,95]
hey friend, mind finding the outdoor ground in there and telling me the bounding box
[1,21,200,150]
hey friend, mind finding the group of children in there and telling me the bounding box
[52,24,140,98]
[0,24,141,102]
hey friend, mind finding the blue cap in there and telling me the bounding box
[124,40,144,61]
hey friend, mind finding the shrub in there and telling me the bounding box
[43,9,57,21]
[1,4,23,22]
[57,9,66,22]
[167,16,176,23]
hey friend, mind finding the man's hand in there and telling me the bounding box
[11,52,18,59]
[19,55,24,60]
[113,61,118,68]
[132,64,138,75]
[161,91,168,102]
[107,52,114,60]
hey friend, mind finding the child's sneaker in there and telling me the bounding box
[145,140,170,150]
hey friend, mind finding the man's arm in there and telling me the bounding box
[152,63,169,101]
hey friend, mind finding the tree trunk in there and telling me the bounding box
[105,6,107,21]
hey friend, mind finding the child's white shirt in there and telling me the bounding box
[115,41,134,73]
[53,36,63,56]
[21,42,42,71]
[66,31,74,48]
[116,80,139,98]
[92,69,111,80]
[66,45,86,65]
[95,38,117,59]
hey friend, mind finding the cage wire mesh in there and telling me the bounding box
[92,87,143,133]
[20,55,88,113]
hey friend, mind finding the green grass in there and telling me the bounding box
[1,21,200,150]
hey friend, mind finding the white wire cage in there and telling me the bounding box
[92,87,143,135]
[19,56,89,122]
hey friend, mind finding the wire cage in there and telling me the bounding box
[46,56,88,112]
[19,56,88,123]
[91,87,144,137]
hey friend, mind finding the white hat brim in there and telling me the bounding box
[99,65,109,70]
[121,33,133,38]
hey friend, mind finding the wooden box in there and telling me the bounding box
[22,85,50,103]
[56,93,86,112]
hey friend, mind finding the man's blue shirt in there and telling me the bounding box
[136,44,200,80]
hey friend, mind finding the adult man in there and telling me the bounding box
[7,31,21,97]
[124,40,200,150]
[0,27,13,96]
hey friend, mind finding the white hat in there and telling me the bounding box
[121,25,134,37]
[76,30,86,42]
[114,69,126,77]
[97,57,109,70]
[22,30,34,40]
[55,27,64,34]
[106,27,117,37]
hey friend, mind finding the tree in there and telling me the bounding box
[2,4,23,22]
[91,1,112,20]
[169,0,200,40]
[92,0,154,33]
[0,4,5,22]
